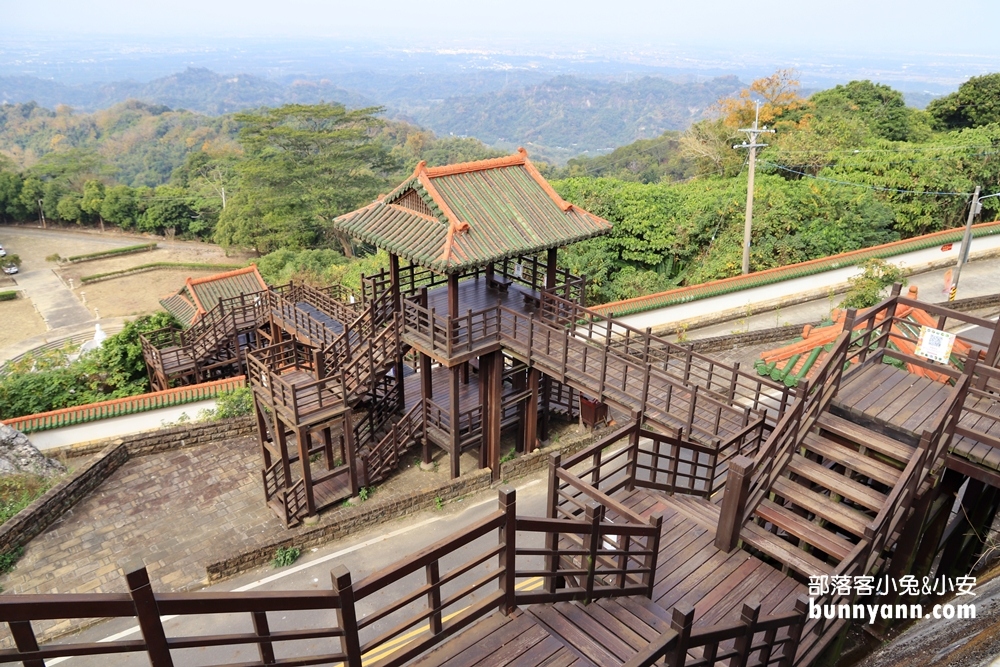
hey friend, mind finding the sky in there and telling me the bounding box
[4,0,1000,55]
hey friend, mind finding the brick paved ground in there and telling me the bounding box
[0,436,281,598]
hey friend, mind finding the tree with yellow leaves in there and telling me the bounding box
[717,69,808,129]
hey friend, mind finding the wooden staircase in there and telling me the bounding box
[741,412,914,579]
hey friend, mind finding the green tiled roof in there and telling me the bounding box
[333,149,612,273]
[159,265,267,327]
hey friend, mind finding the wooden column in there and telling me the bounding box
[450,364,462,479]
[274,418,292,491]
[296,426,316,516]
[389,253,401,312]
[421,353,433,465]
[545,247,558,289]
[483,350,503,482]
[448,272,459,318]
[254,400,272,469]
[525,367,539,455]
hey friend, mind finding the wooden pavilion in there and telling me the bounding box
[332,148,612,479]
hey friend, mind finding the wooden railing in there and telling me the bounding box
[0,562,359,666]
[363,400,424,486]
[499,305,763,448]
[400,297,501,359]
[3,376,246,433]
[958,362,1000,450]
[288,281,359,325]
[624,601,808,667]
[247,340,345,423]
[736,330,851,532]
[538,291,794,426]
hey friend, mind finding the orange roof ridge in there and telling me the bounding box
[416,170,470,263]
[187,264,259,287]
[425,152,526,178]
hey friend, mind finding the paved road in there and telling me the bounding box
[11,267,93,329]
[47,474,551,666]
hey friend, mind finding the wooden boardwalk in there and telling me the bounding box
[413,487,807,667]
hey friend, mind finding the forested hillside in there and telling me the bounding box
[0,67,368,115]
[2,71,999,309]
[407,75,743,163]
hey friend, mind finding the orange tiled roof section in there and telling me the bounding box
[159,265,267,326]
[332,148,612,273]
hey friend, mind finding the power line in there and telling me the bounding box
[759,161,978,197]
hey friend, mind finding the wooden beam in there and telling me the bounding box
[484,351,503,482]
[296,426,316,516]
[421,353,433,465]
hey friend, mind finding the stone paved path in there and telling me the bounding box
[12,268,93,330]
[1,436,282,598]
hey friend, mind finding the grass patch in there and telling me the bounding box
[271,546,301,568]
[66,243,158,264]
[0,474,54,526]
[0,291,18,302]
[80,262,245,284]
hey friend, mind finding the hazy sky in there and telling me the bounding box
[5,0,1000,55]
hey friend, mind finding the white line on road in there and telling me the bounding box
[48,477,542,664]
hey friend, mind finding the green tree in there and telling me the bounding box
[18,176,43,221]
[80,180,106,229]
[138,186,196,235]
[809,80,923,142]
[928,73,1000,130]
[215,103,397,254]
[100,185,139,229]
[56,193,83,223]
[0,171,26,221]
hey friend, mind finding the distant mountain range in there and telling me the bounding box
[0,67,372,115]
[404,75,744,162]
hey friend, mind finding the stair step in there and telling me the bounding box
[741,520,834,579]
[817,413,915,463]
[755,499,855,561]
[771,477,871,538]
[802,433,902,486]
[787,455,888,513]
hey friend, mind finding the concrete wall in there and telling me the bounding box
[614,234,1000,334]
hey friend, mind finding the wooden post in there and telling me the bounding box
[499,486,517,613]
[9,621,44,667]
[546,247,558,290]
[514,367,527,453]
[545,454,561,594]
[733,602,760,667]
[626,418,640,492]
[275,418,293,495]
[483,351,503,482]
[644,514,662,599]
[526,368,539,455]
[715,455,754,552]
[251,611,276,665]
[450,364,462,479]
[426,559,443,634]
[389,253,401,313]
[296,426,316,516]
[583,502,604,603]
[448,272,459,319]
[332,566,363,667]
[780,597,809,667]
[125,560,174,667]
[344,410,358,498]
[668,606,694,667]
[421,353,433,465]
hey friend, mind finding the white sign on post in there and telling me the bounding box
[915,326,956,365]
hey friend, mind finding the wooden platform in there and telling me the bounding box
[951,391,1000,471]
[425,276,539,319]
[411,488,807,667]
[833,362,952,444]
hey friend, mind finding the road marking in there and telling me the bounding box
[49,477,544,664]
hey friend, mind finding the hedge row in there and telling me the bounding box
[66,243,158,264]
[80,262,245,284]
[0,291,18,302]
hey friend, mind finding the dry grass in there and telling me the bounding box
[0,474,53,526]
[0,298,47,348]
[77,269,222,318]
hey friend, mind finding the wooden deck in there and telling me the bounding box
[412,487,807,667]
[425,276,539,319]
[833,362,952,444]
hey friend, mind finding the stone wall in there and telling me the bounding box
[49,416,256,460]
[206,429,598,581]
[0,443,129,555]
[0,416,255,558]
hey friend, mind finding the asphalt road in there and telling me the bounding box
[45,473,551,666]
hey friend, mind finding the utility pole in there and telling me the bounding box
[734,102,774,275]
[951,185,982,301]
[37,198,46,229]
